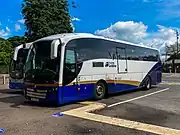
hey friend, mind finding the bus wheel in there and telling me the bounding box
[145,77,151,90]
[94,81,106,100]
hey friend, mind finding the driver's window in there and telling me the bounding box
[65,49,76,72]
[66,50,75,63]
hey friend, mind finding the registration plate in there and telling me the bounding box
[31,98,39,102]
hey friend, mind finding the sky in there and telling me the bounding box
[0,0,180,55]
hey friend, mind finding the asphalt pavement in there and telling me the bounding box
[97,84,180,130]
[0,74,180,135]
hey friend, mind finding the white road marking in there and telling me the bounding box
[162,82,180,85]
[63,102,180,135]
[108,88,170,108]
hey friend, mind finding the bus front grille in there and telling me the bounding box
[26,88,47,99]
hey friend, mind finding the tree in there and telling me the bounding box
[166,42,180,61]
[22,0,73,42]
[7,36,27,48]
[0,39,13,65]
[165,42,180,73]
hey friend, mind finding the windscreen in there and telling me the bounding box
[9,48,29,79]
[24,41,60,83]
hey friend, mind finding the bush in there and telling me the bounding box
[0,65,9,74]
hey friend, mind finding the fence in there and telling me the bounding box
[0,65,9,85]
[0,74,9,85]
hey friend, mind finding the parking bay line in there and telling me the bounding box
[162,82,180,85]
[108,88,170,108]
[62,101,180,135]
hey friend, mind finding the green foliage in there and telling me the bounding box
[0,39,13,65]
[22,0,73,42]
[8,36,27,48]
[0,65,9,74]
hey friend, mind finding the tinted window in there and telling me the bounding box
[126,45,159,61]
[66,38,159,62]
[66,38,117,61]
[93,62,104,67]
[116,47,126,60]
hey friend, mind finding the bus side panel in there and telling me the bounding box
[150,62,162,85]
[9,82,24,89]
[141,61,162,86]
[9,78,24,89]
[107,83,138,94]
[59,83,95,104]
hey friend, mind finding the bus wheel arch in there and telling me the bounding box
[94,80,108,100]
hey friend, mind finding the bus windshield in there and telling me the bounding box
[9,48,29,79]
[24,41,60,83]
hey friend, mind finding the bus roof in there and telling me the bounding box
[35,33,158,51]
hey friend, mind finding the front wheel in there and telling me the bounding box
[144,77,152,90]
[94,82,106,100]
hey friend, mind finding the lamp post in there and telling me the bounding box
[176,30,179,54]
[71,1,78,33]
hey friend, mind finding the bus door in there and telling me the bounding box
[62,49,79,102]
[116,47,127,73]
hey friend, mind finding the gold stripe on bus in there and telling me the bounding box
[27,91,46,97]
[77,80,140,86]
[116,80,140,86]
[25,80,140,87]
[106,80,114,83]
[79,81,94,85]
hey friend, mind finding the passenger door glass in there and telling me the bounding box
[65,50,76,72]
[63,49,77,85]
[116,47,127,73]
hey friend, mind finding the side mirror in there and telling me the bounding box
[13,44,24,61]
[23,43,26,48]
[51,39,61,59]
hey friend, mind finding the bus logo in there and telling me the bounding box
[105,62,116,67]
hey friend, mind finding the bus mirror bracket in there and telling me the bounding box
[51,39,61,59]
[23,43,26,48]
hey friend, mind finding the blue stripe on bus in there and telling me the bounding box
[57,83,138,104]
[26,83,139,105]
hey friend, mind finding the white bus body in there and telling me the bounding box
[24,33,162,104]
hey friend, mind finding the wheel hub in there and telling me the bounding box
[96,85,104,95]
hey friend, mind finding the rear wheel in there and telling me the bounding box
[144,77,152,90]
[94,81,106,100]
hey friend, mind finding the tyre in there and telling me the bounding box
[94,81,106,100]
[144,77,152,90]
